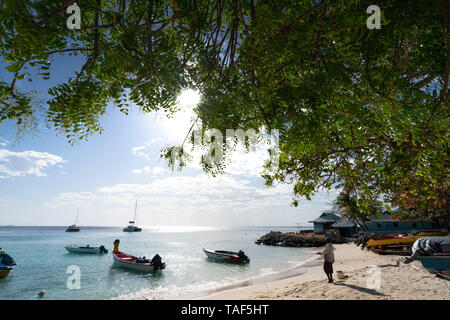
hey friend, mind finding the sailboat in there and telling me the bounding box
[66,210,81,232]
[123,200,142,232]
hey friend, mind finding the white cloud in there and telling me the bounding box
[131,146,150,160]
[0,149,65,178]
[42,173,336,226]
[131,166,168,175]
[0,138,9,147]
[152,166,168,175]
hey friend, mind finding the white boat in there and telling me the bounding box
[65,245,108,254]
[112,239,165,272]
[66,210,81,232]
[203,248,250,263]
[123,200,142,232]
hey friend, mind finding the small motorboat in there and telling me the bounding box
[0,266,13,279]
[203,248,250,263]
[65,245,108,254]
[0,249,16,279]
[112,239,165,272]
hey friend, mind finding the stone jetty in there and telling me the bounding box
[255,231,345,247]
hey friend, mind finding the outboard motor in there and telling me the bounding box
[151,254,166,271]
[238,250,250,262]
[99,245,108,254]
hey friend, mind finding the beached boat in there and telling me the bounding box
[123,200,142,232]
[66,210,81,232]
[365,235,419,255]
[416,231,449,237]
[365,232,448,255]
[112,239,165,272]
[65,245,108,254]
[417,254,450,273]
[0,266,13,279]
[203,248,250,263]
[367,235,421,247]
[436,270,450,281]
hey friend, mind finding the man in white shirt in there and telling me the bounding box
[318,239,335,283]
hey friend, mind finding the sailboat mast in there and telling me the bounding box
[134,200,138,225]
[76,209,79,225]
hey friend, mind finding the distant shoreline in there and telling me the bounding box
[0,225,313,228]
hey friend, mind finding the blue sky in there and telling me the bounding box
[0,53,337,227]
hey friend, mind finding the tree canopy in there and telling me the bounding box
[0,0,448,221]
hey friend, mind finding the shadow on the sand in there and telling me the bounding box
[333,282,389,297]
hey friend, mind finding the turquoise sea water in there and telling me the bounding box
[0,226,319,300]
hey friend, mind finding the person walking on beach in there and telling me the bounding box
[318,239,335,283]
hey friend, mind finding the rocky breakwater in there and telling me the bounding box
[255,231,342,247]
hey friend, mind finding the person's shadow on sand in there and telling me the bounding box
[333,282,389,297]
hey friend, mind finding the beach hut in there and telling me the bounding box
[363,215,442,234]
[309,210,341,234]
[331,216,358,237]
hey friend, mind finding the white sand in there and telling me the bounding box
[201,243,450,300]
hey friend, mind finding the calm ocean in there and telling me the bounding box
[0,226,320,300]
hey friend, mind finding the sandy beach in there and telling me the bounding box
[202,243,450,300]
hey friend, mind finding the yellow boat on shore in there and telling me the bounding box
[367,236,421,247]
[366,232,449,255]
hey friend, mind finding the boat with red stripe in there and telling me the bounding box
[112,239,165,272]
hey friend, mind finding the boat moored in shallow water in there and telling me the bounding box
[112,239,165,272]
[0,249,16,279]
[65,245,108,254]
[203,248,250,263]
